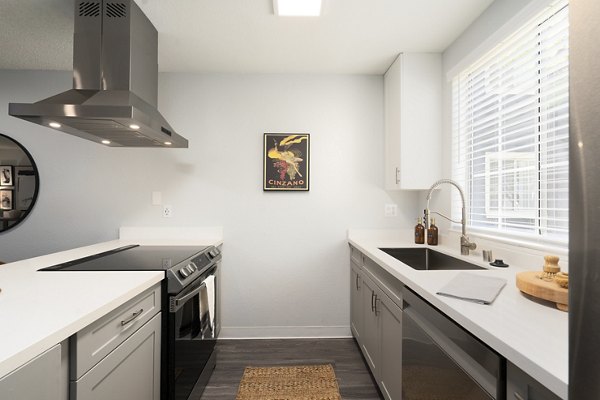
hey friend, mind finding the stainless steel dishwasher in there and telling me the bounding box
[402,287,505,400]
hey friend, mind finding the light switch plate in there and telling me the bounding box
[152,191,162,205]
[385,203,398,217]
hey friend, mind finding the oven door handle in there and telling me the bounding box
[170,282,207,313]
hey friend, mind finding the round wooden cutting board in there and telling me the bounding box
[516,271,568,311]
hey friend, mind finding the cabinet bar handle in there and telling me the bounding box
[395,167,400,185]
[355,274,360,290]
[121,308,144,326]
[513,393,525,400]
[371,291,376,312]
[374,296,380,315]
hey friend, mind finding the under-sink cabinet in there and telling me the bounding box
[360,273,381,373]
[70,283,162,400]
[350,246,403,400]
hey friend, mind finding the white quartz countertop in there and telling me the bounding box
[348,229,568,399]
[0,237,222,379]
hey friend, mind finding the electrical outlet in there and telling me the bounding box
[163,205,173,218]
[384,204,398,217]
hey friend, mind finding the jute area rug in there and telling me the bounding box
[235,364,342,400]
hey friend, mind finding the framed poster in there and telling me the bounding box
[0,166,13,186]
[263,133,310,191]
[0,190,13,210]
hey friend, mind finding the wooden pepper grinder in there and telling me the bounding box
[540,255,560,280]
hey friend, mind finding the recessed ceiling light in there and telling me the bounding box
[129,124,140,130]
[101,140,111,145]
[274,0,322,16]
[164,141,172,146]
[49,122,61,128]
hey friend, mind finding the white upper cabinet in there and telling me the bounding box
[384,53,442,190]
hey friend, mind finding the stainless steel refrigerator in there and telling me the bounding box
[570,0,600,398]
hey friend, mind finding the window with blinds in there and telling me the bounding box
[452,0,569,245]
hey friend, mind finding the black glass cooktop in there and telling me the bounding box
[40,245,210,271]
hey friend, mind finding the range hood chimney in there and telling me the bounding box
[9,0,188,148]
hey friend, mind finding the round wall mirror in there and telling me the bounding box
[0,134,39,232]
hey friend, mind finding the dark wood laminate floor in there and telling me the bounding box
[197,338,383,400]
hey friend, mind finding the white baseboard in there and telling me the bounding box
[219,325,352,339]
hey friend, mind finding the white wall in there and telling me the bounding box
[0,70,418,337]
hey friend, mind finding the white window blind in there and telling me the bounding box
[452,0,569,245]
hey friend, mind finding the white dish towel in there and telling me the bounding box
[203,274,216,328]
[437,273,507,305]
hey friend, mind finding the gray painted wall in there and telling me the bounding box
[0,70,418,336]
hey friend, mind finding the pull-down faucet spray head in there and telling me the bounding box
[424,179,476,255]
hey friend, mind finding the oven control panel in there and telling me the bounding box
[167,246,219,293]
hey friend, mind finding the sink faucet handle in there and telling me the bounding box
[464,236,476,249]
[460,235,477,255]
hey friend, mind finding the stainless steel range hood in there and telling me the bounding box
[9,0,188,148]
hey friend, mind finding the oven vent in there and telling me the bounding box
[78,2,101,17]
[105,2,127,18]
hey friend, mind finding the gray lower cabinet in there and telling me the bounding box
[351,248,404,400]
[350,259,363,344]
[0,343,65,400]
[359,271,403,400]
[71,284,162,380]
[377,290,402,400]
[360,273,381,375]
[70,283,163,400]
[71,312,162,400]
[507,361,562,400]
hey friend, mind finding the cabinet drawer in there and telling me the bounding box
[364,256,403,308]
[350,245,364,266]
[71,283,162,380]
[71,313,161,400]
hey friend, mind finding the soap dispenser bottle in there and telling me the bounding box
[415,217,425,244]
[427,218,439,246]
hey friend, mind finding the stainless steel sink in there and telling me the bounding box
[378,248,485,271]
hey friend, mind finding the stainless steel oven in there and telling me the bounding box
[402,287,505,400]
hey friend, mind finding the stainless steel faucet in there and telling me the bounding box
[424,179,476,256]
